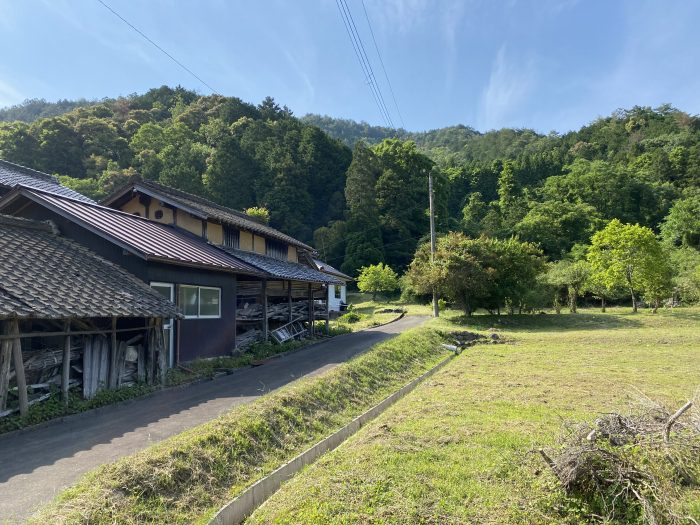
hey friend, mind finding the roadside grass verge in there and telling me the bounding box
[0,334,348,435]
[247,307,700,524]
[29,326,450,525]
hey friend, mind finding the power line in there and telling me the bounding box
[360,0,406,130]
[335,0,394,128]
[96,0,218,95]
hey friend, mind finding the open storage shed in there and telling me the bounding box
[0,215,180,418]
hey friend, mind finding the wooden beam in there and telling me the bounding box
[325,285,330,336]
[262,279,268,342]
[9,319,28,416]
[0,325,158,341]
[232,276,237,350]
[108,317,118,389]
[61,321,71,404]
[146,319,155,385]
[287,281,293,323]
[0,321,13,411]
[156,318,167,386]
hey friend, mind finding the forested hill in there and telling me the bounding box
[1,89,699,279]
[0,87,352,243]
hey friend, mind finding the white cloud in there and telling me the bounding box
[477,44,536,130]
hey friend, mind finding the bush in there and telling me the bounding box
[339,311,362,323]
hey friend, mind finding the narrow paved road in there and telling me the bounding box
[0,316,426,524]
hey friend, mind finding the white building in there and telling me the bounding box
[313,259,352,312]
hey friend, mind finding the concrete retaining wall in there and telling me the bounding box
[208,352,454,525]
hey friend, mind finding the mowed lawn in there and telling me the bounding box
[247,308,700,524]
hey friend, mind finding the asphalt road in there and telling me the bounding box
[0,315,426,524]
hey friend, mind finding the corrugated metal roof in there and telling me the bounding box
[0,214,181,320]
[0,159,95,203]
[104,180,313,251]
[4,188,264,275]
[221,248,341,284]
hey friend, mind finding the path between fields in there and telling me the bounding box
[0,315,427,524]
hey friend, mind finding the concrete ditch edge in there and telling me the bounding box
[208,350,455,525]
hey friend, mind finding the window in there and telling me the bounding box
[266,239,287,261]
[334,285,342,299]
[178,285,221,319]
[224,226,239,248]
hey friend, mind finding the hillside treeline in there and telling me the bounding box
[0,87,350,242]
[1,90,699,283]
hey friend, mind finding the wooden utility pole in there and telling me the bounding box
[429,170,439,318]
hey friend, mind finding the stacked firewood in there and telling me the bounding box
[237,302,313,322]
[236,329,262,349]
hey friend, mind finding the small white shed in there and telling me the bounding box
[312,259,352,312]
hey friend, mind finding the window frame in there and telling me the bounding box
[178,284,221,319]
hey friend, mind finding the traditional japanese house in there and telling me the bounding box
[0,174,340,363]
[0,214,180,418]
[102,180,342,344]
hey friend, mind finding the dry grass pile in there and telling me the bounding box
[540,395,700,524]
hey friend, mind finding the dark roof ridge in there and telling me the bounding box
[0,213,55,233]
[0,159,58,183]
[136,179,265,223]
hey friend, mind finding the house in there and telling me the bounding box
[312,259,352,312]
[0,214,180,416]
[0,169,340,364]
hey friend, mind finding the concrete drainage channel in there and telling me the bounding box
[208,350,456,525]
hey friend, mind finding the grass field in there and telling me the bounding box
[248,307,700,524]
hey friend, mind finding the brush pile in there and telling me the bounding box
[539,396,700,524]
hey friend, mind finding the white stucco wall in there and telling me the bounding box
[328,284,347,311]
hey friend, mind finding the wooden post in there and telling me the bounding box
[61,321,71,403]
[325,285,330,335]
[0,321,13,411]
[308,283,314,337]
[9,319,28,416]
[83,336,92,399]
[108,317,118,389]
[156,318,167,386]
[147,319,155,385]
[287,281,293,323]
[232,276,237,350]
[262,279,268,342]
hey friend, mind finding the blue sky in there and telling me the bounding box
[1,0,699,133]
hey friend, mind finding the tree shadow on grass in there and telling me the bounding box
[448,311,644,332]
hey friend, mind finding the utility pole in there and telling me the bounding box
[429,170,439,318]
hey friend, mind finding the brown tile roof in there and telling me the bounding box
[103,180,313,251]
[0,215,181,320]
[0,159,95,203]
[0,187,264,276]
[312,259,352,281]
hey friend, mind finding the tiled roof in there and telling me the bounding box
[0,188,264,276]
[312,259,352,281]
[0,159,95,203]
[220,248,342,284]
[0,215,181,320]
[103,180,313,250]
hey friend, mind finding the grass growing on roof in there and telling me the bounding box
[248,307,700,525]
[28,326,450,525]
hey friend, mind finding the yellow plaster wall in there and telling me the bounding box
[253,235,266,254]
[120,196,146,217]
[240,230,253,251]
[176,212,203,236]
[207,222,223,245]
[287,245,298,263]
[148,202,174,224]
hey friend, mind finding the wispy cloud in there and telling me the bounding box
[477,44,536,130]
[0,78,24,107]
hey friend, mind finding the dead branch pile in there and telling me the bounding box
[449,331,505,347]
[539,397,700,524]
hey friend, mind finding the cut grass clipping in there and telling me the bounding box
[29,327,449,525]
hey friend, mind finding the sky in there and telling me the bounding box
[0,0,699,133]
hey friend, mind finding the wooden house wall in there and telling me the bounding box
[11,203,239,363]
